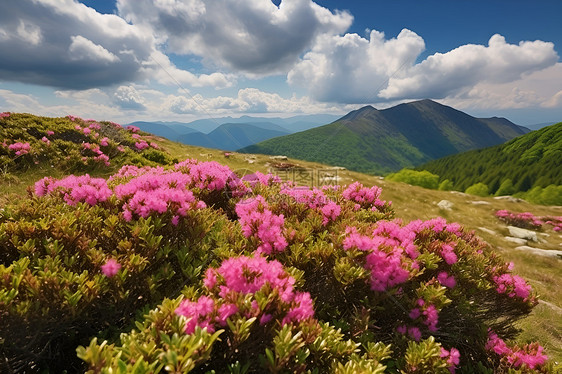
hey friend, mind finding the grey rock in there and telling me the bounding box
[505,236,527,245]
[514,246,562,259]
[507,226,538,242]
[437,200,453,211]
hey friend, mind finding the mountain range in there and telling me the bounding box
[127,114,341,150]
[241,99,529,175]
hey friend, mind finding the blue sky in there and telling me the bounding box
[1,0,561,126]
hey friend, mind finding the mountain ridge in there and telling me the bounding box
[241,99,528,175]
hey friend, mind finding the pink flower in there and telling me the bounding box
[46,130,55,136]
[409,308,421,320]
[101,259,121,277]
[437,271,456,288]
[408,326,422,341]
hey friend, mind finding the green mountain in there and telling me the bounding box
[240,99,528,175]
[418,122,562,194]
[176,122,290,151]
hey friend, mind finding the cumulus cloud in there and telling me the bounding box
[146,51,235,89]
[439,62,562,111]
[164,88,346,115]
[288,29,425,103]
[113,86,147,110]
[289,30,559,103]
[117,0,353,75]
[0,0,232,90]
[382,34,559,100]
[68,35,120,63]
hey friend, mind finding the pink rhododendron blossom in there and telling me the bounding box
[126,125,140,133]
[67,115,81,122]
[441,243,458,265]
[486,330,547,370]
[82,127,91,135]
[0,112,10,118]
[135,141,149,150]
[115,172,206,221]
[422,304,439,332]
[8,142,31,155]
[342,181,389,210]
[175,296,216,334]
[441,347,460,373]
[177,256,314,334]
[493,273,531,301]
[100,137,109,147]
[101,259,121,277]
[34,174,112,206]
[235,196,287,254]
[46,130,55,136]
[321,201,341,225]
[408,326,422,341]
[409,308,421,320]
[41,136,51,146]
[438,271,456,288]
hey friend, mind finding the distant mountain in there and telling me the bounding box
[127,114,341,136]
[177,123,290,151]
[418,122,562,193]
[240,99,528,175]
[525,122,557,131]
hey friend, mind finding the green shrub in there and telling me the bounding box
[465,182,489,197]
[521,185,562,206]
[438,179,454,191]
[495,179,515,196]
[386,169,440,189]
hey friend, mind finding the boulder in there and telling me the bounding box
[493,196,524,203]
[507,226,538,242]
[514,246,562,259]
[471,200,491,205]
[505,236,527,245]
[437,200,453,211]
[478,227,496,236]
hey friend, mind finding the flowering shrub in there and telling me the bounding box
[7,141,31,156]
[486,330,548,371]
[0,152,553,372]
[496,209,562,232]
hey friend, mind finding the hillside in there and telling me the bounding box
[241,99,528,175]
[1,112,561,372]
[418,122,562,193]
[1,112,561,370]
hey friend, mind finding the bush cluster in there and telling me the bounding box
[0,156,553,373]
[496,209,562,232]
[0,112,175,178]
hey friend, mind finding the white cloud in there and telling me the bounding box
[117,0,353,75]
[439,63,562,111]
[289,30,559,104]
[382,34,559,100]
[145,51,235,89]
[288,29,425,103]
[113,85,146,110]
[163,88,350,115]
[0,0,232,90]
[69,35,120,63]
